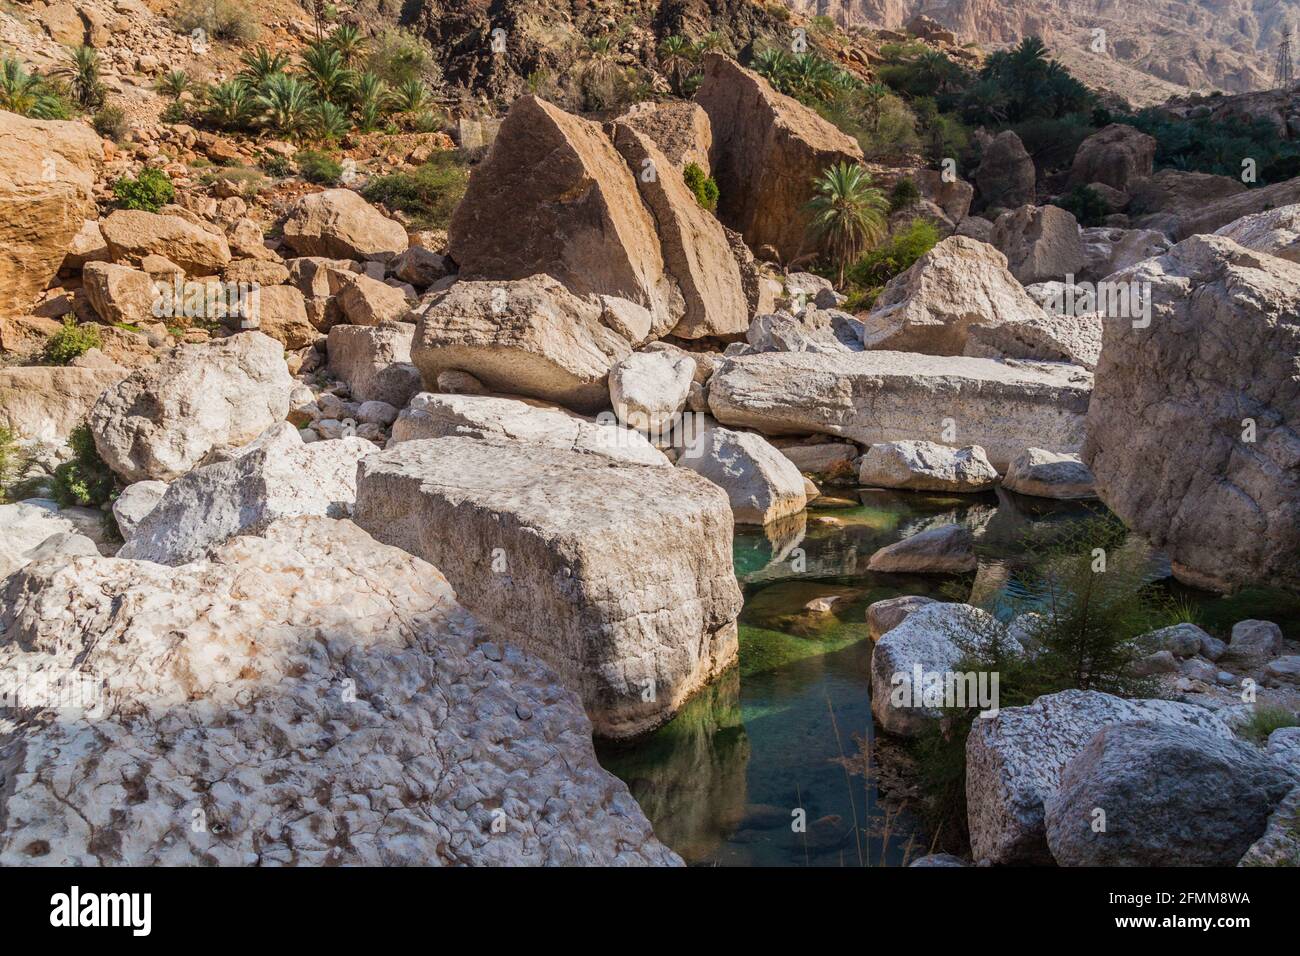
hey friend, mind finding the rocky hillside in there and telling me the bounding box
[790,0,1300,93]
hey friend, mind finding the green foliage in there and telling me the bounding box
[361,151,469,229]
[260,152,292,177]
[804,162,889,285]
[1119,110,1300,185]
[393,77,431,114]
[888,175,920,211]
[112,167,174,212]
[0,57,72,119]
[658,35,697,96]
[309,99,351,143]
[204,79,255,130]
[1239,706,1300,744]
[0,426,20,499]
[196,164,267,198]
[45,316,101,366]
[845,218,938,290]
[296,148,342,184]
[92,104,128,140]
[962,37,1093,125]
[299,41,354,103]
[682,162,719,212]
[238,46,291,87]
[172,0,260,45]
[50,425,115,509]
[327,23,367,67]
[1053,184,1109,226]
[255,73,315,139]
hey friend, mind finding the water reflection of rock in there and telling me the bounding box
[596,668,750,864]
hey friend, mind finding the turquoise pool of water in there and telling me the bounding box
[596,486,1300,867]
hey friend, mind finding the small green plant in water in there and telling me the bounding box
[682,162,719,212]
[45,316,101,365]
[50,424,116,509]
[113,167,175,212]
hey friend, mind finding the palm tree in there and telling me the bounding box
[657,35,695,95]
[156,69,191,100]
[205,80,253,129]
[350,71,393,131]
[393,77,430,113]
[804,162,889,285]
[310,99,351,143]
[239,46,291,87]
[751,47,793,91]
[61,45,105,110]
[788,53,837,101]
[299,42,354,104]
[583,36,620,87]
[328,23,367,67]
[256,73,315,138]
[697,31,727,55]
[0,57,65,118]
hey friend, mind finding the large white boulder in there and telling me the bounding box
[326,322,423,407]
[88,332,292,482]
[118,423,373,565]
[708,351,1092,471]
[676,425,806,525]
[0,516,678,866]
[862,237,1042,355]
[1083,236,1300,592]
[609,350,695,432]
[353,437,743,739]
[989,204,1085,285]
[0,498,114,579]
[858,441,997,492]
[1213,203,1300,264]
[1001,448,1096,499]
[389,392,669,466]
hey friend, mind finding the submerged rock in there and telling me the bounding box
[866,524,976,574]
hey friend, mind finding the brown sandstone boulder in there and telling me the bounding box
[1068,124,1156,192]
[974,130,1036,210]
[281,189,408,261]
[449,95,681,338]
[101,209,232,276]
[610,123,748,339]
[0,110,103,313]
[694,54,863,264]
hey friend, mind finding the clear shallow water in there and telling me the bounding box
[597,487,1300,867]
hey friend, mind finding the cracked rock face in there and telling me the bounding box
[0,517,679,867]
[353,437,743,739]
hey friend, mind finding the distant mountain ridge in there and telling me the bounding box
[786,0,1300,93]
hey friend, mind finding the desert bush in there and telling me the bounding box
[44,316,101,365]
[50,424,115,509]
[683,162,719,212]
[296,149,342,184]
[888,175,920,211]
[845,218,938,292]
[172,0,260,45]
[365,28,442,89]
[1053,184,1109,226]
[361,150,469,229]
[112,167,175,211]
[92,104,128,140]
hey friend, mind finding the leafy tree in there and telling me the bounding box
[238,46,291,87]
[0,57,70,118]
[299,42,354,104]
[327,23,367,67]
[205,80,255,129]
[804,162,889,285]
[61,46,105,110]
[309,99,351,143]
[658,35,696,96]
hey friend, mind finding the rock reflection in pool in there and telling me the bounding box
[598,487,1119,866]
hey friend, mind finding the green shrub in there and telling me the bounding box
[682,162,719,212]
[845,218,939,289]
[196,164,266,198]
[361,151,469,229]
[296,149,342,185]
[45,316,101,365]
[112,167,174,212]
[261,152,293,178]
[50,424,115,509]
[1239,706,1300,743]
[172,0,260,45]
[1053,183,1109,227]
[888,175,920,211]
